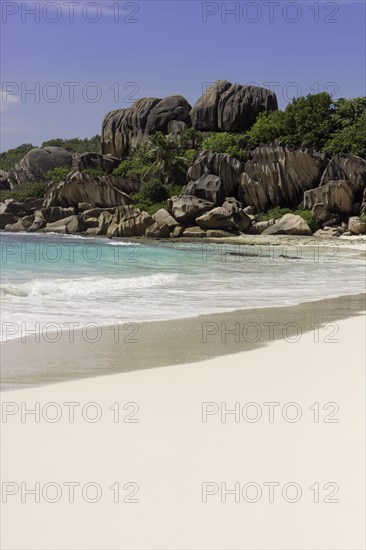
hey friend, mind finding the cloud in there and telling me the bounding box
[0,91,20,112]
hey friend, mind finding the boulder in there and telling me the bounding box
[231,209,252,232]
[171,225,185,238]
[145,221,170,238]
[206,229,234,238]
[106,206,154,237]
[76,153,120,175]
[182,226,207,238]
[320,154,366,194]
[247,220,275,235]
[239,146,327,211]
[262,214,312,236]
[78,202,97,211]
[222,197,243,215]
[348,216,366,235]
[97,211,114,235]
[102,95,191,159]
[14,147,72,184]
[80,207,118,222]
[314,228,341,238]
[152,208,179,230]
[0,212,17,229]
[42,215,85,235]
[360,189,366,216]
[5,216,33,232]
[40,206,76,223]
[196,207,231,230]
[311,203,333,224]
[187,151,243,197]
[43,172,136,208]
[167,196,214,224]
[190,80,278,131]
[181,174,225,206]
[29,210,46,232]
[303,180,353,214]
[0,199,30,217]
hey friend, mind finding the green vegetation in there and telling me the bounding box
[46,167,70,182]
[0,182,46,202]
[247,93,366,157]
[201,132,247,161]
[82,168,107,178]
[259,207,318,232]
[0,144,35,172]
[41,135,101,154]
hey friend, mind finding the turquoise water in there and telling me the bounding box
[1,232,365,341]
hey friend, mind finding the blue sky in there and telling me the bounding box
[1,0,365,151]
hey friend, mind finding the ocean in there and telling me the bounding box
[1,232,365,341]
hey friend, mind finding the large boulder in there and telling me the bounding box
[190,80,278,131]
[0,212,17,229]
[239,146,328,211]
[43,172,137,208]
[106,206,154,237]
[42,215,85,235]
[247,220,275,235]
[145,221,170,238]
[181,174,225,206]
[303,180,353,214]
[76,153,121,175]
[222,197,243,215]
[231,209,252,232]
[195,207,231,230]
[152,208,178,230]
[5,216,33,232]
[167,195,214,224]
[348,216,366,235]
[101,95,191,159]
[14,147,72,184]
[187,151,243,197]
[320,154,366,194]
[0,199,30,217]
[262,214,312,236]
[40,206,76,222]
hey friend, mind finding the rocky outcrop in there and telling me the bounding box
[182,226,207,238]
[262,214,312,236]
[43,172,138,208]
[239,146,328,211]
[181,174,225,206]
[14,147,72,184]
[40,206,76,222]
[152,209,179,230]
[195,207,231,230]
[167,196,214,224]
[106,206,154,237]
[348,216,366,235]
[101,95,192,159]
[76,152,121,174]
[190,80,278,131]
[145,221,170,238]
[320,154,366,194]
[247,220,275,234]
[231,209,251,232]
[222,197,243,215]
[303,180,353,213]
[187,151,243,198]
[0,212,18,229]
[41,215,86,235]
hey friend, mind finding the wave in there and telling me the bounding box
[0,273,178,298]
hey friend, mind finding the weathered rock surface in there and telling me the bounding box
[320,154,366,194]
[106,206,154,237]
[5,217,33,232]
[196,207,231,230]
[171,225,185,238]
[222,197,243,215]
[102,95,192,159]
[14,147,72,184]
[239,146,327,210]
[0,212,17,229]
[231,209,252,232]
[43,172,137,208]
[262,214,312,236]
[145,221,170,238]
[76,153,121,175]
[167,196,214,224]
[311,203,333,224]
[206,229,234,238]
[40,206,76,223]
[182,174,225,206]
[190,80,278,131]
[348,216,366,235]
[182,226,207,238]
[303,180,353,213]
[361,189,366,216]
[42,215,85,235]
[152,209,178,230]
[247,220,275,234]
[187,151,243,198]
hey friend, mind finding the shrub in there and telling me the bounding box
[183,149,198,164]
[46,167,70,182]
[0,182,46,202]
[82,168,107,178]
[0,143,35,172]
[140,179,169,203]
[201,132,247,160]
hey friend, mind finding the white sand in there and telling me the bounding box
[1,313,365,550]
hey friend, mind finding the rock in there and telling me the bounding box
[314,228,341,238]
[78,202,97,212]
[222,197,243,215]
[167,195,214,224]
[83,217,100,229]
[152,209,178,230]
[342,231,352,236]
[5,216,33,232]
[29,210,46,232]
[239,146,327,211]
[190,80,278,131]
[348,216,366,235]
[43,172,136,208]
[80,207,118,222]
[167,120,188,136]
[40,206,76,223]
[303,180,353,214]
[42,215,85,235]
[97,211,114,235]
[14,147,72,184]
[102,95,191,159]
[77,153,120,175]
[145,221,170,238]
[182,174,225,206]
[171,225,185,238]
[187,151,243,197]
[231,209,252,232]
[106,206,154,237]
[247,220,275,234]
[206,230,234,238]
[262,214,312,236]
[312,203,333,224]
[196,207,231,230]
[244,205,256,215]
[0,199,30,217]
[320,154,366,194]
[322,217,339,227]
[182,226,207,238]
[0,212,17,229]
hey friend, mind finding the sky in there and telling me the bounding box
[0,0,365,151]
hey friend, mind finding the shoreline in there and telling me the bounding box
[2,292,365,391]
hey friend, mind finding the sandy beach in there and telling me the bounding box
[1,298,365,549]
